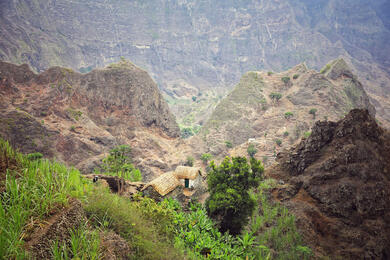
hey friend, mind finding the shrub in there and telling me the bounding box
[26,152,43,161]
[283,131,289,137]
[101,145,142,182]
[275,139,282,146]
[70,125,76,132]
[269,92,282,103]
[267,71,273,76]
[206,157,264,235]
[201,153,212,164]
[309,108,317,119]
[225,141,233,148]
[247,144,258,157]
[185,156,194,167]
[192,96,197,102]
[284,111,293,119]
[281,76,290,85]
[303,131,311,138]
[320,63,331,74]
[180,127,193,139]
[293,74,299,79]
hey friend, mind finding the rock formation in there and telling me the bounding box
[198,59,376,165]
[268,109,390,259]
[0,60,184,180]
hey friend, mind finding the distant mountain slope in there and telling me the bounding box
[199,59,376,165]
[0,60,183,180]
[0,0,389,125]
[269,109,390,259]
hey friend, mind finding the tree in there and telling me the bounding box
[309,108,317,119]
[284,111,293,119]
[281,76,290,85]
[269,92,282,104]
[201,153,212,164]
[247,144,257,157]
[102,145,142,181]
[206,157,264,235]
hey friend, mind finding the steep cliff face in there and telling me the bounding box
[0,60,182,180]
[198,59,375,165]
[268,109,390,259]
[0,0,389,125]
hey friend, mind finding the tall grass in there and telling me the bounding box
[84,187,185,259]
[249,179,312,260]
[0,139,87,259]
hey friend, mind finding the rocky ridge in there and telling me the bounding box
[268,109,390,259]
[196,59,375,165]
[0,60,189,180]
[0,0,389,126]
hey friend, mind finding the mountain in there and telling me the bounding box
[269,109,390,259]
[196,59,376,165]
[0,0,389,126]
[0,59,187,180]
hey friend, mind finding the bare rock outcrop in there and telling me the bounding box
[269,109,390,259]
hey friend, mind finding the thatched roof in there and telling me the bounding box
[174,166,201,180]
[142,171,181,196]
[142,166,201,196]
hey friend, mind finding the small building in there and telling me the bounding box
[141,166,202,200]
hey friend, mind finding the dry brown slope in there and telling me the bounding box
[199,59,376,165]
[0,60,191,180]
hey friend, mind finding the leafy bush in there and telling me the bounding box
[192,96,197,102]
[281,76,290,85]
[181,127,194,139]
[101,145,142,182]
[309,108,317,119]
[275,139,282,146]
[225,141,233,148]
[293,74,299,79]
[303,131,311,138]
[200,153,212,164]
[206,157,264,235]
[186,156,194,167]
[247,144,258,157]
[267,71,273,76]
[284,111,293,119]
[26,152,43,161]
[283,131,289,137]
[269,92,282,103]
[320,63,331,74]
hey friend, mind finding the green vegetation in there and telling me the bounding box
[192,96,197,102]
[283,131,289,137]
[320,63,331,74]
[281,76,290,85]
[26,152,43,161]
[186,156,194,167]
[269,92,282,103]
[225,140,233,148]
[206,157,264,235]
[0,139,87,258]
[267,71,273,76]
[101,145,142,182]
[70,125,76,132]
[284,111,293,119]
[67,108,83,121]
[293,74,299,79]
[303,131,311,138]
[275,139,282,146]
[201,153,212,164]
[0,139,311,259]
[247,144,258,157]
[309,108,317,119]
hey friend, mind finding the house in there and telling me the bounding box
[141,166,203,200]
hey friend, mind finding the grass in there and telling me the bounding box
[249,179,312,260]
[0,138,88,258]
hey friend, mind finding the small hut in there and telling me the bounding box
[141,166,202,198]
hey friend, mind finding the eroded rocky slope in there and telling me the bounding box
[268,109,390,259]
[196,59,376,165]
[0,60,190,180]
[0,0,389,126]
